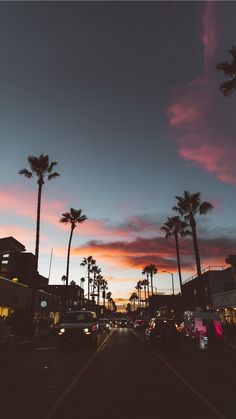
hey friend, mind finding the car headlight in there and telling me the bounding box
[58,328,65,335]
[84,328,89,333]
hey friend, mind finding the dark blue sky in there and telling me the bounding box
[0,1,236,306]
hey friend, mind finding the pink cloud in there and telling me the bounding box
[178,144,236,185]
[0,184,65,225]
[72,233,236,275]
[167,2,236,185]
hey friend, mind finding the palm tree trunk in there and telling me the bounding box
[144,286,147,306]
[87,266,91,302]
[146,275,150,299]
[92,275,96,300]
[28,180,43,337]
[150,273,154,295]
[97,283,100,306]
[190,217,201,277]
[174,233,184,298]
[35,179,43,272]
[65,226,74,308]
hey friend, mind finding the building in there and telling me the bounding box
[47,284,84,310]
[148,294,183,320]
[0,236,46,288]
[182,258,236,323]
[0,237,62,335]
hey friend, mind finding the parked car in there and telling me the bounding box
[56,310,98,347]
[145,318,179,348]
[98,318,111,333]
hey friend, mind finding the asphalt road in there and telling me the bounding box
[0,328,235,419]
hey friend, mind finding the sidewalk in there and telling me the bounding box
[0,329,52,347]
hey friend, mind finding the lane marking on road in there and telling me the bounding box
[131,330,228,419]
[35,347,55,350]
[43,329,114,419]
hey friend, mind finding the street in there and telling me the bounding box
[0,328,235,419]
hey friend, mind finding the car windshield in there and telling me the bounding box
[62,312,93,323]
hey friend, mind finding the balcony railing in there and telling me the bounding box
[183,266,225,285]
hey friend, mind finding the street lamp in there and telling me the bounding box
[162,270,174,295]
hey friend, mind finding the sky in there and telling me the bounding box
[0,0,236,311]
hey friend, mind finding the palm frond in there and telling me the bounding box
[48,161,58,173]
[48,172,60,180]
[220,78,236,96]
[199,201,214,215]
[216,61,235,76]
[59,217,70,223]
[18,169,32,178]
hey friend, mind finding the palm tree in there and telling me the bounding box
[90,265,101,301]
[173,191,213,277]
[216,46,236,96]
[19,154,60,273]
[142,266,150,298]
[141,279,148,306]
[96,274,104,306]
[80,256,96,302]
[129,292,138,311]
[126,302,131,315]
[161,216,191,296]
[106,291,112,310]
[80,277,85,288]
[60,208,87,308]
[147,264,158,295]
[101,279,108,307]
[135,280,142,307]
[19,154,59,335]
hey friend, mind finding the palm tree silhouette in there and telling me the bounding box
[173,191,213,277]
[135,280,142,307]
[80,256,96,302]
[141,279,149,306]
[80,277,85,288]
[161,216,191,296]
[60,208,87,309]
[142,266,150,298]
[106,291,112,310]
[129,292,138,311]
[96,274,104,306]
[19,154,60,273]
[147,264,158,295]
[216,46,236,96]
[90,265,101,301]
[101,278,108,307]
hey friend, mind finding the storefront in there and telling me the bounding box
[34,289,62,335]
[212,289,236,323]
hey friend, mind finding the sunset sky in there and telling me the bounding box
[0,1,236,310]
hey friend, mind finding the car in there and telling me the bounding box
[98,318,111,333]
[116,319,128,328]
[133,319,146,329]
[145,318,179,348]
[56,310,98,347]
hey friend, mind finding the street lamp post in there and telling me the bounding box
[162,271,174,295]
